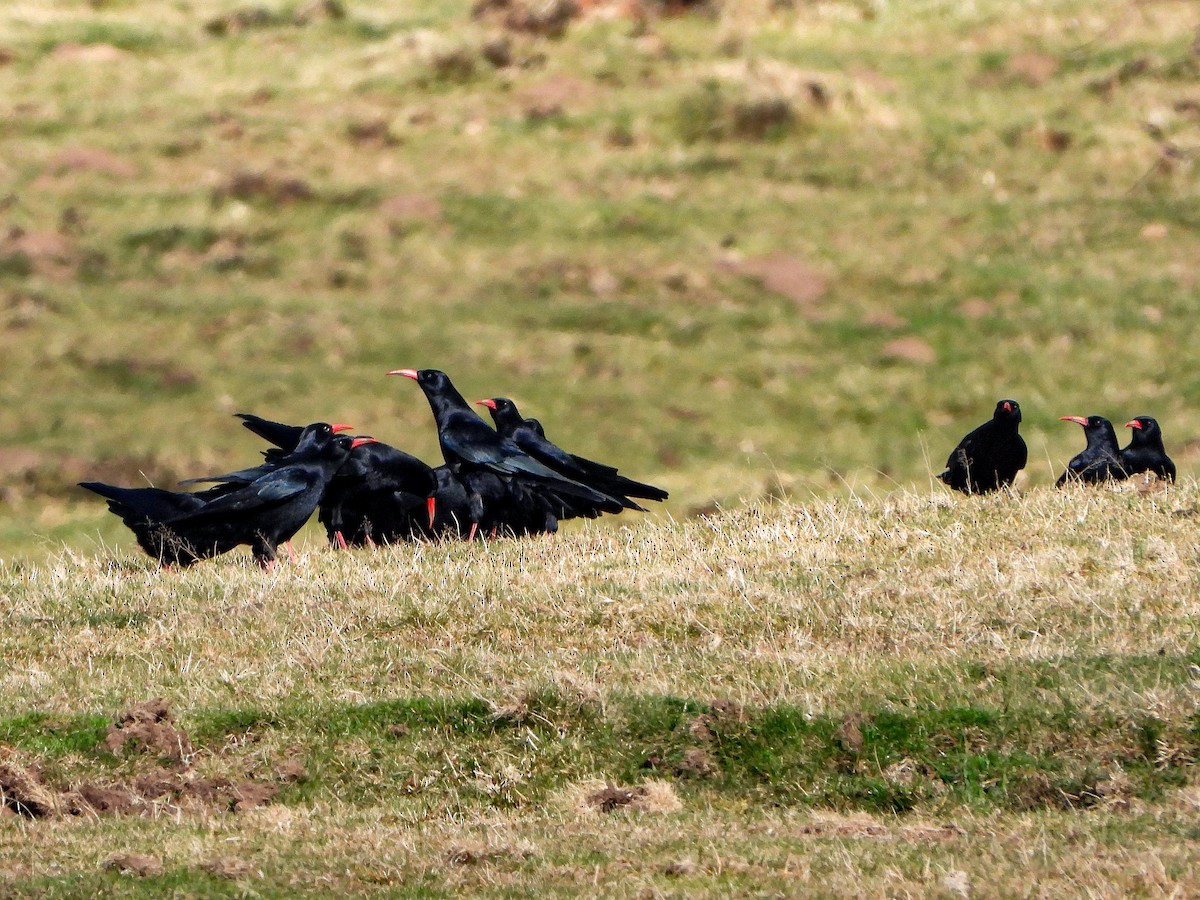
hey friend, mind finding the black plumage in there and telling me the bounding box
[390,369,625,538]
[80,423,356,567]
[938,399,1028,494]
[1055,415,1128,487]
[477,397,669,510]
[1120,416,1176,482]
[194,414,440,547]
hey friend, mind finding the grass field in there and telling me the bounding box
[2,0,1200,895]
[0,0,1198,555]
[3,490,1200,894]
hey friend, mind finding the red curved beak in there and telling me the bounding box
[350,437,378,449]
[1124,419,1142,430]
[1060,416,1088,427]
[331,423,353,434]
[1002,402,1012,413]
[426,496,436,529]
[475,399,498,410]
[388,369,419,380]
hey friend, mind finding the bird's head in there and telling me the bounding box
[994,399,1021,423]
[474,397,521,429]
[388,368,448,389]
[1124,417,1160,441]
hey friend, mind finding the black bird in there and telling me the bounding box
[80,424,358,567]
[180,416,354,489]
[192,414,440,547]
[389,369,625,538]
[1056,415,1128,487]
[1121,416,1176,482]
[938,399,1027,495]
[320,438,440,546]
[476,397,669,509]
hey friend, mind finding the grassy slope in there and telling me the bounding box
[0,0,1197,556]
[3,490,1200,894]
[2,0,1200,894]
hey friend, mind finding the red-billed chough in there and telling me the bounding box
[1121,416,1176,482]
[475,397,668,510]
[389,369,625,538]
[193,414,441,547]
[1055,415,1128,487]
[938,399,1027,495]
[80,423,359,567]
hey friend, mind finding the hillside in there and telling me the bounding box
[0,0,1198,557]
[2,491,1199,894]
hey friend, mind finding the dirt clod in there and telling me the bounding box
[664,858,697,877]
[674,748,717,778]
[105,699,194,762]
[204,857,254,879]
[0,751,57,817]
[835,711,871,754]
[232,781,277,811]
[105,853,164,877]
[587,783,641,812]
[274,759,308,783]
[474,0,581,38]
[220,170,314,204]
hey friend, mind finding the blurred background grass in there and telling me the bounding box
[1,0,1197,557]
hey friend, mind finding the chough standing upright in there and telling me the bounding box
[389,369,626,538]
[1120,416,1175,482]
[80,423,360,567]
[937,399,1027,495]
[1055,415,1127,487]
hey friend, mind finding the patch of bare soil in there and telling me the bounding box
[1007,53,1059,86]
[797,815,964,842]
[51,43,128,63]
[203,857,254,879]
[1,227,80,279]
[584,780,681,813]
[473,0,580,38]
[1,701,291,820]
[834,711,871,754]
[445,845,534,866]
[587,783,644,812]
[49,146,136,178]
[0,750,58,817]
[881,336,936,365]
[719,254,829,317]
[517,75,596,120]
[381,194,443,233]
[104,698,194,762]
[218,170,314,204]
[105,853,164,877]
[673,748,717,778]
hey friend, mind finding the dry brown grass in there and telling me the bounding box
[2,489,1200,894]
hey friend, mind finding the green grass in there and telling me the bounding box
[3,0,1200,893]
[0,0,1197,556]
[5,491,1200,893]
